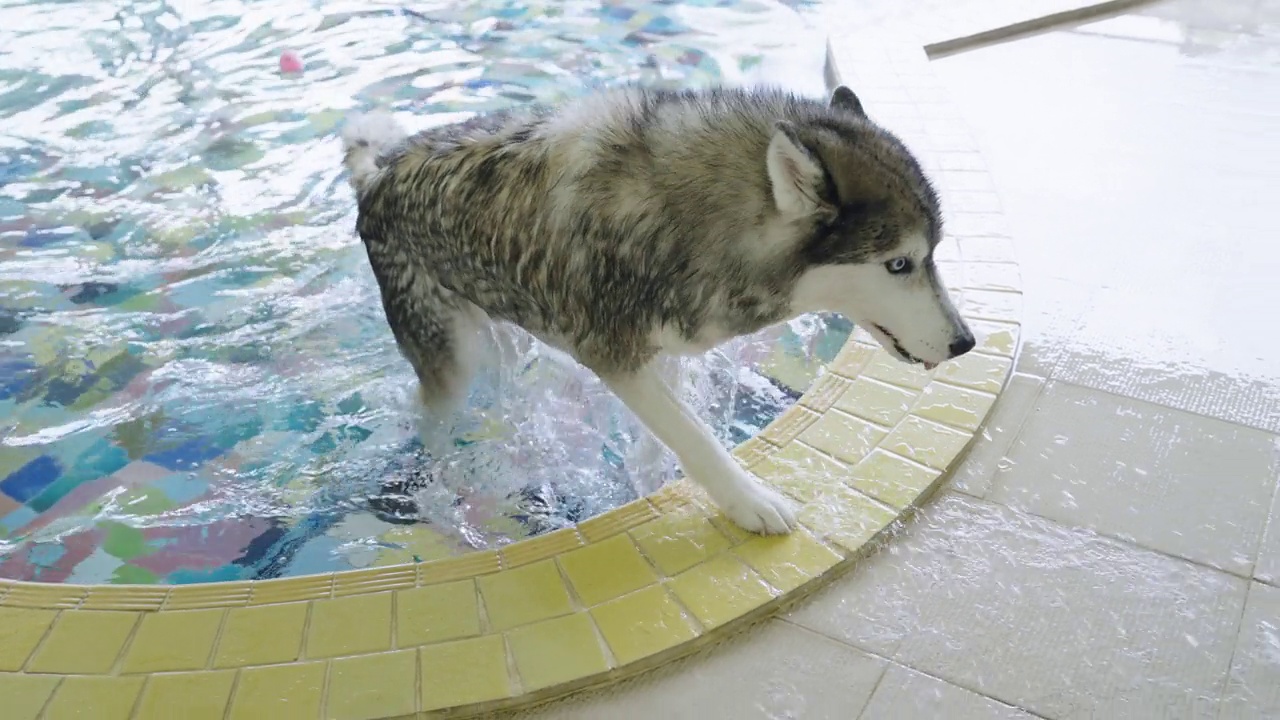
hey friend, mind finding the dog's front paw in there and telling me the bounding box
[713,475,798,535]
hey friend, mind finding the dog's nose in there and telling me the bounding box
[948,333,976,358]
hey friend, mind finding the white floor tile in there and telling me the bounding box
[1256,488,1280,586]
[948,373,1045,498]
[1220,582,1280,720]
[859,664,1036,719]
[515,620,886,719]
[990,381,1280,575]
[789,493,1248,720]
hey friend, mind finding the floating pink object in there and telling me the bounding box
[279,51,304,74]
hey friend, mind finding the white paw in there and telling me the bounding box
[712,475,798,535]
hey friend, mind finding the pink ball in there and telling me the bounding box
[279,51,304,74]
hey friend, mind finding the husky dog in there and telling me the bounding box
[339,84,974,535]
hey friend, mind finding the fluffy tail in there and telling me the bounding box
[341,111,408,193]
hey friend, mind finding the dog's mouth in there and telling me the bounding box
[873,324,937,370]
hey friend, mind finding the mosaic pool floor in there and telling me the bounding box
[0,0,834,585]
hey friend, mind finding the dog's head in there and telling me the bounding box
[774,86,974,369]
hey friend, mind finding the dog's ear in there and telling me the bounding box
[830,85,866,118]
[767,121,830,217]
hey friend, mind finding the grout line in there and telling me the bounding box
[413,642,423,717]
[297,600,316,662]
[34,676,65,720]
[127,674,150,720]
[19,609,62,673]
[203,609,230,671]
[318,658,333,720]
[780,619,1056,720]
[221,669,242,720]
[108,612,145,676]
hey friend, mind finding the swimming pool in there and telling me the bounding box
[0,0,835,584]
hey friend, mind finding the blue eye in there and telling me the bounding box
[885,257,913,275]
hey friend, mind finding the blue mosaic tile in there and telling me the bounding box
[0,455,62,503]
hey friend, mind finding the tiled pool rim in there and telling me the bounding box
[0,11,1040,718]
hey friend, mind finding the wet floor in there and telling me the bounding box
[525,0,1280,717]
[936,0,1280,433]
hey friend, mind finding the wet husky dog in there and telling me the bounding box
[340,84,974,535]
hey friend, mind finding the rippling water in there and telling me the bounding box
[0,0,837,583]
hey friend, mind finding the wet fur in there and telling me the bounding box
[341,85,972,534]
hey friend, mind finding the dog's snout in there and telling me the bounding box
[948,332,976,359]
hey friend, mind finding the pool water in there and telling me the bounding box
[0,0,838,584]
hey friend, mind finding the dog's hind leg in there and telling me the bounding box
[392,304,487,457]
[600,362,797,535]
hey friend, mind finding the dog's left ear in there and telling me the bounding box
[830,85,866,118]
[767,121,831,217]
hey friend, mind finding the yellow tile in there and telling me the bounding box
[757,406,820,447]
[667,554,777,629]
[799,486,897,553]
[849,449,941,508]
[420,635,512,711]
[81,586,169,611]
[396,580,480,647]
[833,376,919,427]
[0,673,60,720]
[214,602,308,668]
[750,441,850,503]
[559,534,659,606]
[860,353,933,390]
[913,382,997,431]
[165,582,252,610]
[328,650,417,720]
[961,289,1022,322]
[881,415,972,470]
[732,436,775,467]
[577,500,659,543]
[798,373,851,412]
[476,560,573,631]
[229,661,326,720]
[249,576,332,605]
[733,528,844,593]
[507,613,611,692]
[969,319,1019,357]
[333,566,417,597]
[933,352,1012,394]
[500,527,583,569]
[418,550,501,585]
[829,342,877,377]
[797,409,887,464]
[135,671,236,720]
[27,610,138,674]
[45,675,145,720]
[0,584,84,609]
[307,592,393,658]
[647,479,712,513]
[121,608,224,673]
[590,585,698,665]
[630,509,733,576]
[0,607,57,671]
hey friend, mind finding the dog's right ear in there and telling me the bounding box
[767,121,831,217]
[830,85,867,118]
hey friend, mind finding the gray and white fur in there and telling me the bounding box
[340,84,974,535]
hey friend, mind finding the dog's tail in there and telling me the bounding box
[341,111,408,193]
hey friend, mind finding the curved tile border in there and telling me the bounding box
[0,20,1024,720]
